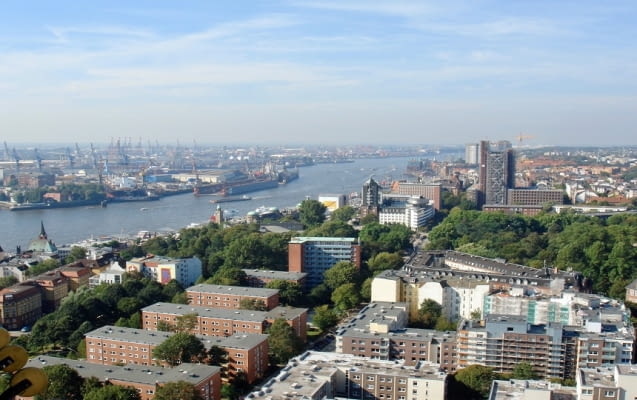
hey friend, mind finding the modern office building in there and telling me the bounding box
[288,237,361,289]
[0,282,42,330]
[479,140,515,207]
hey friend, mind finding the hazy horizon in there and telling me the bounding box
[2,1,636,146]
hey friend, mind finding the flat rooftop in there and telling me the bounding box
[186,283,279,297]
[27,355,220,386]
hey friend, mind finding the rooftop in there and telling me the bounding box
[27,355,220,386]
[186,283,279,297]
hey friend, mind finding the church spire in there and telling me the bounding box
[39,220,47,239]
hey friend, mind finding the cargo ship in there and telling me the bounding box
[222,178,279,196]
[8,199,105,211]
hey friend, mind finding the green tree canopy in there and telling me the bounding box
[417,299,443,329]
[267,318,304,366]
[265,280,303,307]
[312,304,339,331]
[298,199,327,228]
[331,283,361,311]
[154,381,204,400]
[451,365,498,400]
[367,251,404,274]
[512,362,539,380]
[83,384,142,400]
[36,364,84,400]
[323,261,360,290]
[152,333,205,366]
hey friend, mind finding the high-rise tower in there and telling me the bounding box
[479,140,515,207]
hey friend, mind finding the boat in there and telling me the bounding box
[9,199,104,211]
[278,168,299,184]
[210,195,252,204]
[222,178,279,196]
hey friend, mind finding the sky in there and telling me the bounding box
[1,1,636,146]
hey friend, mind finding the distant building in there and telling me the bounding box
[288,237,361,289]
[32,270,68,313]
[17,172,55,188]
[577,365,637,400]
[489,379,576,400]
[390,181,442,210]
[26,222,58,257]
[625,278,637,304]
[465,143,480,165]
[377,194,435,230]
[507,188,564,206]
[25,355,222,400]
[361,177,381,217]
[89,261,126,287]
[318,193,347,211]
[126,255,202,287]
[479,140,515,207]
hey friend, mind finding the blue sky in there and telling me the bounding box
[1,1,635,146]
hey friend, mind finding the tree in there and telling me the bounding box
[298,199,327,228]
[207,345,228,366]
[512,362,539,380]
[323,261,360,290]
[268,318,304,366]
[0,276,18,289]
[312,305,339,331]
[451,365,498,400]
[27,258,61,277]
[37,364,84,400]
[331,283,361,311]
[83,384,142,400]
[239,298,267,311]
[65,246,87,264]
[152,333,205,366]
[331,206,356,222]
[174,313,199,333]
[367,252,404,274]
[154,381,204,400]
[265,280,303,306]
[417,299,443,329]
[434,316,456,331]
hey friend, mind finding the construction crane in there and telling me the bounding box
[516,134,535,144]
[90,143,98,169]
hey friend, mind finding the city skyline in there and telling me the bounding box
[1,1,636,146]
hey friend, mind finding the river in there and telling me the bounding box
[0,157,427,249]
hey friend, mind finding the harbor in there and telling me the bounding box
[0,156,415,248]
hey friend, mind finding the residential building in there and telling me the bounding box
[141,302,308,341]
[89,261,126,287]
[488,379,576,400]
[0,283,42,330]
[84,325,269,384]
[24,356,221,400]
[32,270,68,313]
[288,237,361,289]
[186,284,280,310]
[241,269,307,288]
[576,365,637,400]
[58,263,92,291]
[625,278,637,304]
[361,177,382,217]
[335,302,458,372]
[126,255,202,287]
[457,315,567,379]
[247,351,448,400]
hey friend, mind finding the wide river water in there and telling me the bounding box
[0,156,430,249]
